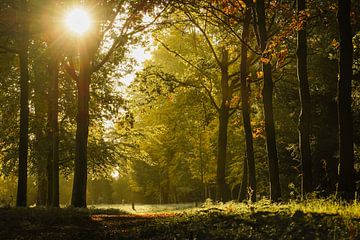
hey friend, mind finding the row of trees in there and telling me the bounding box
[0,0,165,207]
[125,0,359,203]
[0,0,359,207]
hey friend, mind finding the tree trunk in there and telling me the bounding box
[216,107,229,202]
[33,58,48,207]
[71,41,91,208]
[297,0,313,198]
[240,5,256,202]
[199,130,204,201]
[47,148,53,206]
[48,54,60,207]
[16,0,29,207]
[337,0,355,200]
[238,156,248,201]
[34,127,47,206]
[256,0,281,201]
[216,49,231,202]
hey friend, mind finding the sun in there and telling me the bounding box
[65,7,91,35]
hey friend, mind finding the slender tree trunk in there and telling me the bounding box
[297,0,313,198]
[238,156,248,201]
[46,144,53,205]
[256,0,281,201]
[33,60,48,207]
[199,131,206,201]
[16,0,29,207]
[34,121,47,206]
[216,49,231,202]
[44,0,61,207]
[216,107,229,202]
[71,41,91,208]
[240,5,256,202]
[337,0,355,200]
[48,54,60,207]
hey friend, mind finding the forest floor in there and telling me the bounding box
[1,199,360,240]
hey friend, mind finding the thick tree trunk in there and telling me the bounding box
[337,0,355,200]
[71,42,91,208]
[297,0,313,198]
[36,177,47,205]
[48,55,60,207]
[256,0,281,201]
[240,6,256,202]
[16,0,29,207]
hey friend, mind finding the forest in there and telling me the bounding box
[0,0,360,239]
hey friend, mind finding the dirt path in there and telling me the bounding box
[1,208,359,239]
[91,213,177,239]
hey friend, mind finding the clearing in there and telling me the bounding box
[1,200,360,239]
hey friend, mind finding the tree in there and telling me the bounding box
[255,0,281,201]
[296,0,312,198]
[337,0,355,200]
[239,2,256,202]
[31,43,48,206]
[63,1,160,207]
[16,0,30,207]
[48,48,60,207]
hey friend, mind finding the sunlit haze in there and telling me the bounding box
[122,45,153,85]
[65,7,91,35]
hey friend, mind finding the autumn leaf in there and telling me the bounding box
[230,95,240,108]
[256,71,264,79]
[260,57,270,64]
[331,39,340,49]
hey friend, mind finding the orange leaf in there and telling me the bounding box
[260,57,270,64]
[256,71,264,79]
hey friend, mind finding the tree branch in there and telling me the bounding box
[61,58,79,82]
[182,8,222,66]
[155,37,220,111]
[92,5,168,73]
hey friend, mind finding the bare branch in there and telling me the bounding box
[92,5,168,73]
[155,37,220,111]
[182,8,222,66]
[204,2,261,55]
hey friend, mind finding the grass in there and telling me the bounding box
[90,202,196,213]
[1,199,360,239]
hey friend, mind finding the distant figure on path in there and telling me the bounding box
[132,202,135,211]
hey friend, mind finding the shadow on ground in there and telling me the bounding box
[0,207,359,240]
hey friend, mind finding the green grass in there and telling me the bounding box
[1,199,360,239]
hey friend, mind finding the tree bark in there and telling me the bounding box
[216,108,229,202]
[216,49,231,202]
[240,5,256,202]
[33,59,48,207]
[71,41,91,208]
[238,155,248,201]
[16,0,29,207]
[256,0,281,201]
[47,148,53,206]
[297,0,313,198]
[48,54,60,207]
[337,0,355,200]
